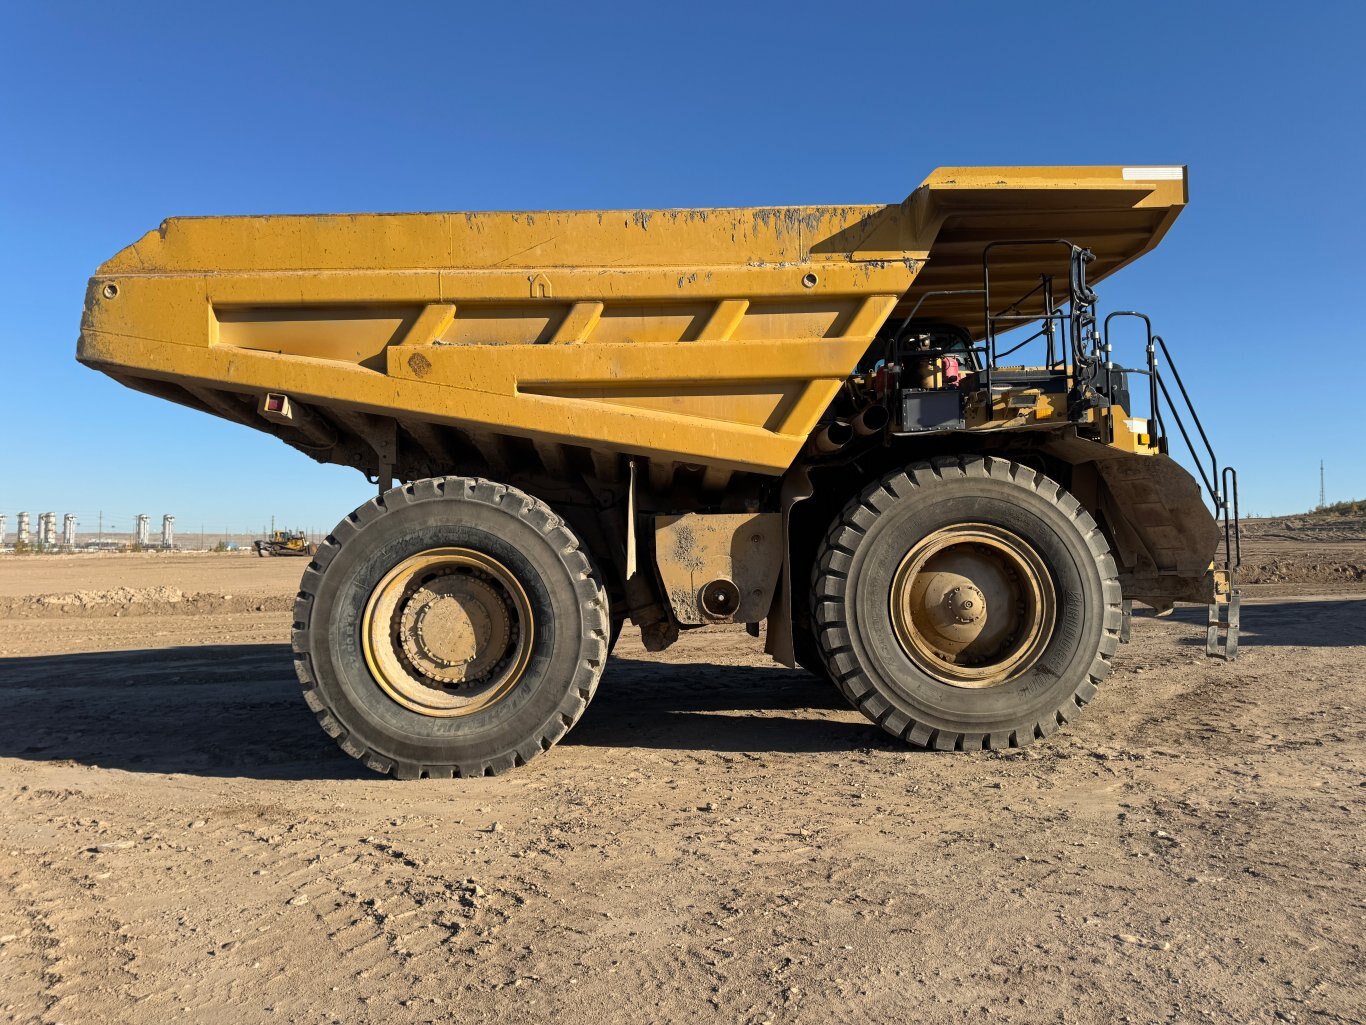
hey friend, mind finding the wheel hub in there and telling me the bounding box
[943,583,986,625]
[399,573,512,684]
[890,524,1056,689]
[360,548,534,717]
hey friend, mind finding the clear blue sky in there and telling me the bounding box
[2,1,1362,535]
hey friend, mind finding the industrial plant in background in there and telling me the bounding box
[0,511,177,552]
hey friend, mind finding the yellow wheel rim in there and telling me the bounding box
[889,524,1056,689]
[361,547,534,717]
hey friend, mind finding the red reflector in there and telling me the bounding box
[266,395,284,412]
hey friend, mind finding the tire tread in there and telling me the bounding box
[810,456,1121,752]
[292,475,608,779]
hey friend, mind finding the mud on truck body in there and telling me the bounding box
[78,165,1240,778]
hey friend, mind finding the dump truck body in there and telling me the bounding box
[79,165,1238,778]
[78,166,1184,476]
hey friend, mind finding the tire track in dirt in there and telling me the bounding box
[0,552,1362,1024]
[192,824,531,1019]
[0,847,140,1023]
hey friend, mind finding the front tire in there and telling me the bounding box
[792,624,835,683]
[811,456,1120,751]
[293,476,609,778]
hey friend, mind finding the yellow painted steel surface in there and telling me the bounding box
[78,166,1186,475]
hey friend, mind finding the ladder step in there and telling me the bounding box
[1206,589,1240,660]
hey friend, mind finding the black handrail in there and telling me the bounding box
[888,287,986,369]
[933,241,1098,381]
[982,240,1094,395]
[1104,311,1165,443]
[1150,336,1242,581]
[1153,335,1221,502]
[1222,466,1241,571]
[897,287,987,330]
[976,243,1238,588]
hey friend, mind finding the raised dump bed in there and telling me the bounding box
[79,165,1237,779]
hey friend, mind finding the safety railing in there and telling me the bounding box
[982,240,1099,393]
[1103,311,1241,574]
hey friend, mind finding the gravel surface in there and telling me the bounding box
[0,553,1362,1024]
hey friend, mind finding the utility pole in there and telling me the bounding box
[98,510,103,548]
[1320,460,1326,510]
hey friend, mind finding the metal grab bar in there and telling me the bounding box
[887,287,986,370]
[1153,334,1221,506]
[1103,314,1223,503]
[982,240,1096,394]
[1104,311,1165,441]
[1222,466,1242,571]
[1104,313,1240,578]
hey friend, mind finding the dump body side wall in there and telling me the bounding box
[79,166,1187,480]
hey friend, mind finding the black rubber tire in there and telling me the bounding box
[293,476,610,778]
[811,455,1121,751]
[792,624,833,682]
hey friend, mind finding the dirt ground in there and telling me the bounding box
[0,544,1362,1025]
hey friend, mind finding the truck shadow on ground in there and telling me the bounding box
[0,644,882,780]
[1154,596,1366,649]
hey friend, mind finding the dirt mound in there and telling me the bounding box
[1240,516,1366,543]
[30,585,190,606]
[0,588,295,619]
[1238,556,1366,587]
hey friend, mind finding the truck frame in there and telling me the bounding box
[78,165,1239,777]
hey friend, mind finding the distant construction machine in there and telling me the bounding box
[79,165,1240,779]
[254,529,316,558]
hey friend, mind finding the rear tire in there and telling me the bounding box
[811,456,1120,751]
[293,476,609,778]
[792,624,833,682]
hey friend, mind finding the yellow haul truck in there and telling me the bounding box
[78,166,1240,778]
